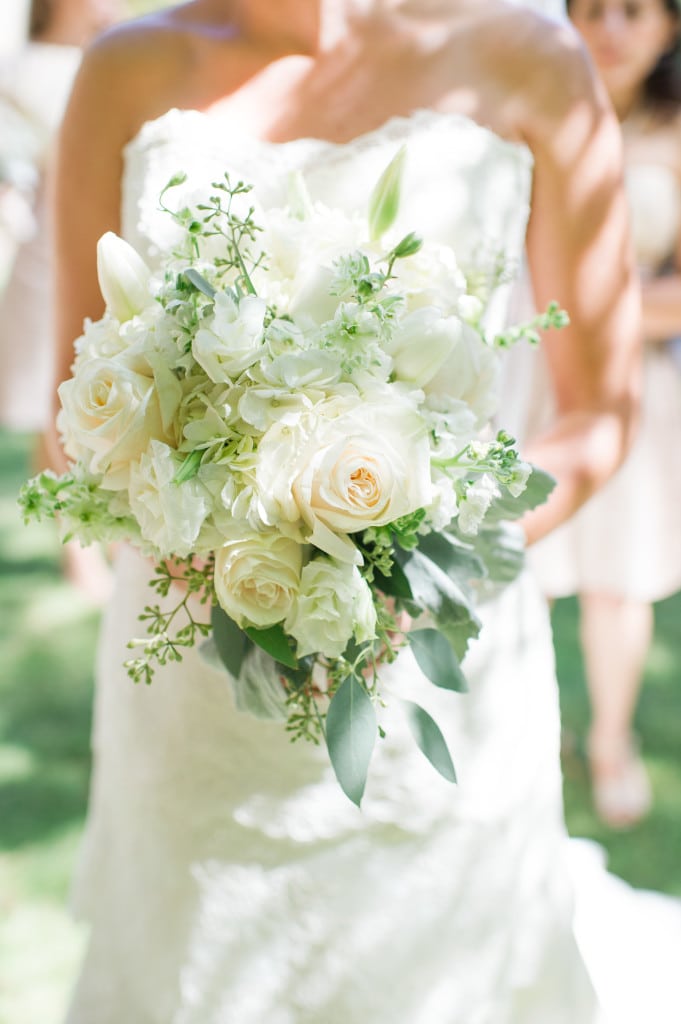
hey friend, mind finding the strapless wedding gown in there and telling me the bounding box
[64,109,680,1024]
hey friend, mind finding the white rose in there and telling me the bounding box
[424,322,501,425]
[285,557,377,659]
[128,440,209,556]
[214,533,302,629]
[58,355,166,490]
[256,393,433,563]
[386,307,462,387]
[96,231,154,322]
[193,292,266,382]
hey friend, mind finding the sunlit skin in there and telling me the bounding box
[51,0,641,548]
[32,0,123,45]
[569,0,681,342]
[565,0,680,826]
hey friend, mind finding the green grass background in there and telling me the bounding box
[2,426,680,1022]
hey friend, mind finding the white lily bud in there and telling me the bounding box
[96,231,153,322]
[368,145,406,241]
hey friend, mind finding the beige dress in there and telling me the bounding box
[0,42,81,431]
[524,162,681,602]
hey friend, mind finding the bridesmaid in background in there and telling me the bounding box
[0,0,122,599]
[530,0,681,828]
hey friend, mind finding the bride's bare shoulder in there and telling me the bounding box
[475,4,611,144]
[71,1,240,139]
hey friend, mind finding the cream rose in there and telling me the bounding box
[214,533,302,629]
[58,355,165,490]
[256,393,433,563]
[285,557,377,659]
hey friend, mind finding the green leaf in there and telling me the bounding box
[184,267,217,298]
[402,700,457,783]
[470,522,526,585]
[408,628,468,693]
[325,676,377,807]
[211,604,250,677]
[373,559,413,600]
[418,531,485,593]
[244,622,298,669]
[396,547,481,660]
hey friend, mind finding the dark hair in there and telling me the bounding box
[567,0,681,116]
[29,0,55,40]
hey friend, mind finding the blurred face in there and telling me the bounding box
[569,0,678,105]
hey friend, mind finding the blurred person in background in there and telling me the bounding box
[529,0,681,828]
[0,0,122,598]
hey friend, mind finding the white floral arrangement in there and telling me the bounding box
[21,148,563,804]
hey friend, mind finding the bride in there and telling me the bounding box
[52,1,643,1021]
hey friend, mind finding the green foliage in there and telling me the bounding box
[494,300,569,348]
[124,557,214,685]
[403,701,457,783]
[325,675,377,806]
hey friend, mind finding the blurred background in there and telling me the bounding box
[1,1,680,1022]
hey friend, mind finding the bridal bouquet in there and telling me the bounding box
[21,148,562,804]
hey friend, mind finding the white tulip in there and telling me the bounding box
[96,232,153,322]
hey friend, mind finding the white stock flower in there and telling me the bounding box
[386,307,462,387]
[256,393,432,563]
[58,355,166,490]
[214,533,302,629]
[285,557,377,659]
[506,460,532,497]
[424,321,501,424]
[457,474,500,536]
[193,291,267,382]
[128,440,209,556]
[96,232,154,322]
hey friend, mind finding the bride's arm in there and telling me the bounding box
[47,24,187,471]
[519,39,641,546]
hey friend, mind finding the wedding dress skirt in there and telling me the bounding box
[63,108,681,1022]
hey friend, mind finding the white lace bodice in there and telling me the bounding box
[122,108,533,337]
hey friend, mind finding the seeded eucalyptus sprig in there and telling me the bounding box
[124,556,215,686]
[160,171,266,295]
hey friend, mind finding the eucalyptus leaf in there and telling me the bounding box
[244,622,298,669]
[184,267,217,298]
[403,700,457,783]
[325,676,377,807]
[408,628,468,693]
[211,605,250,677]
